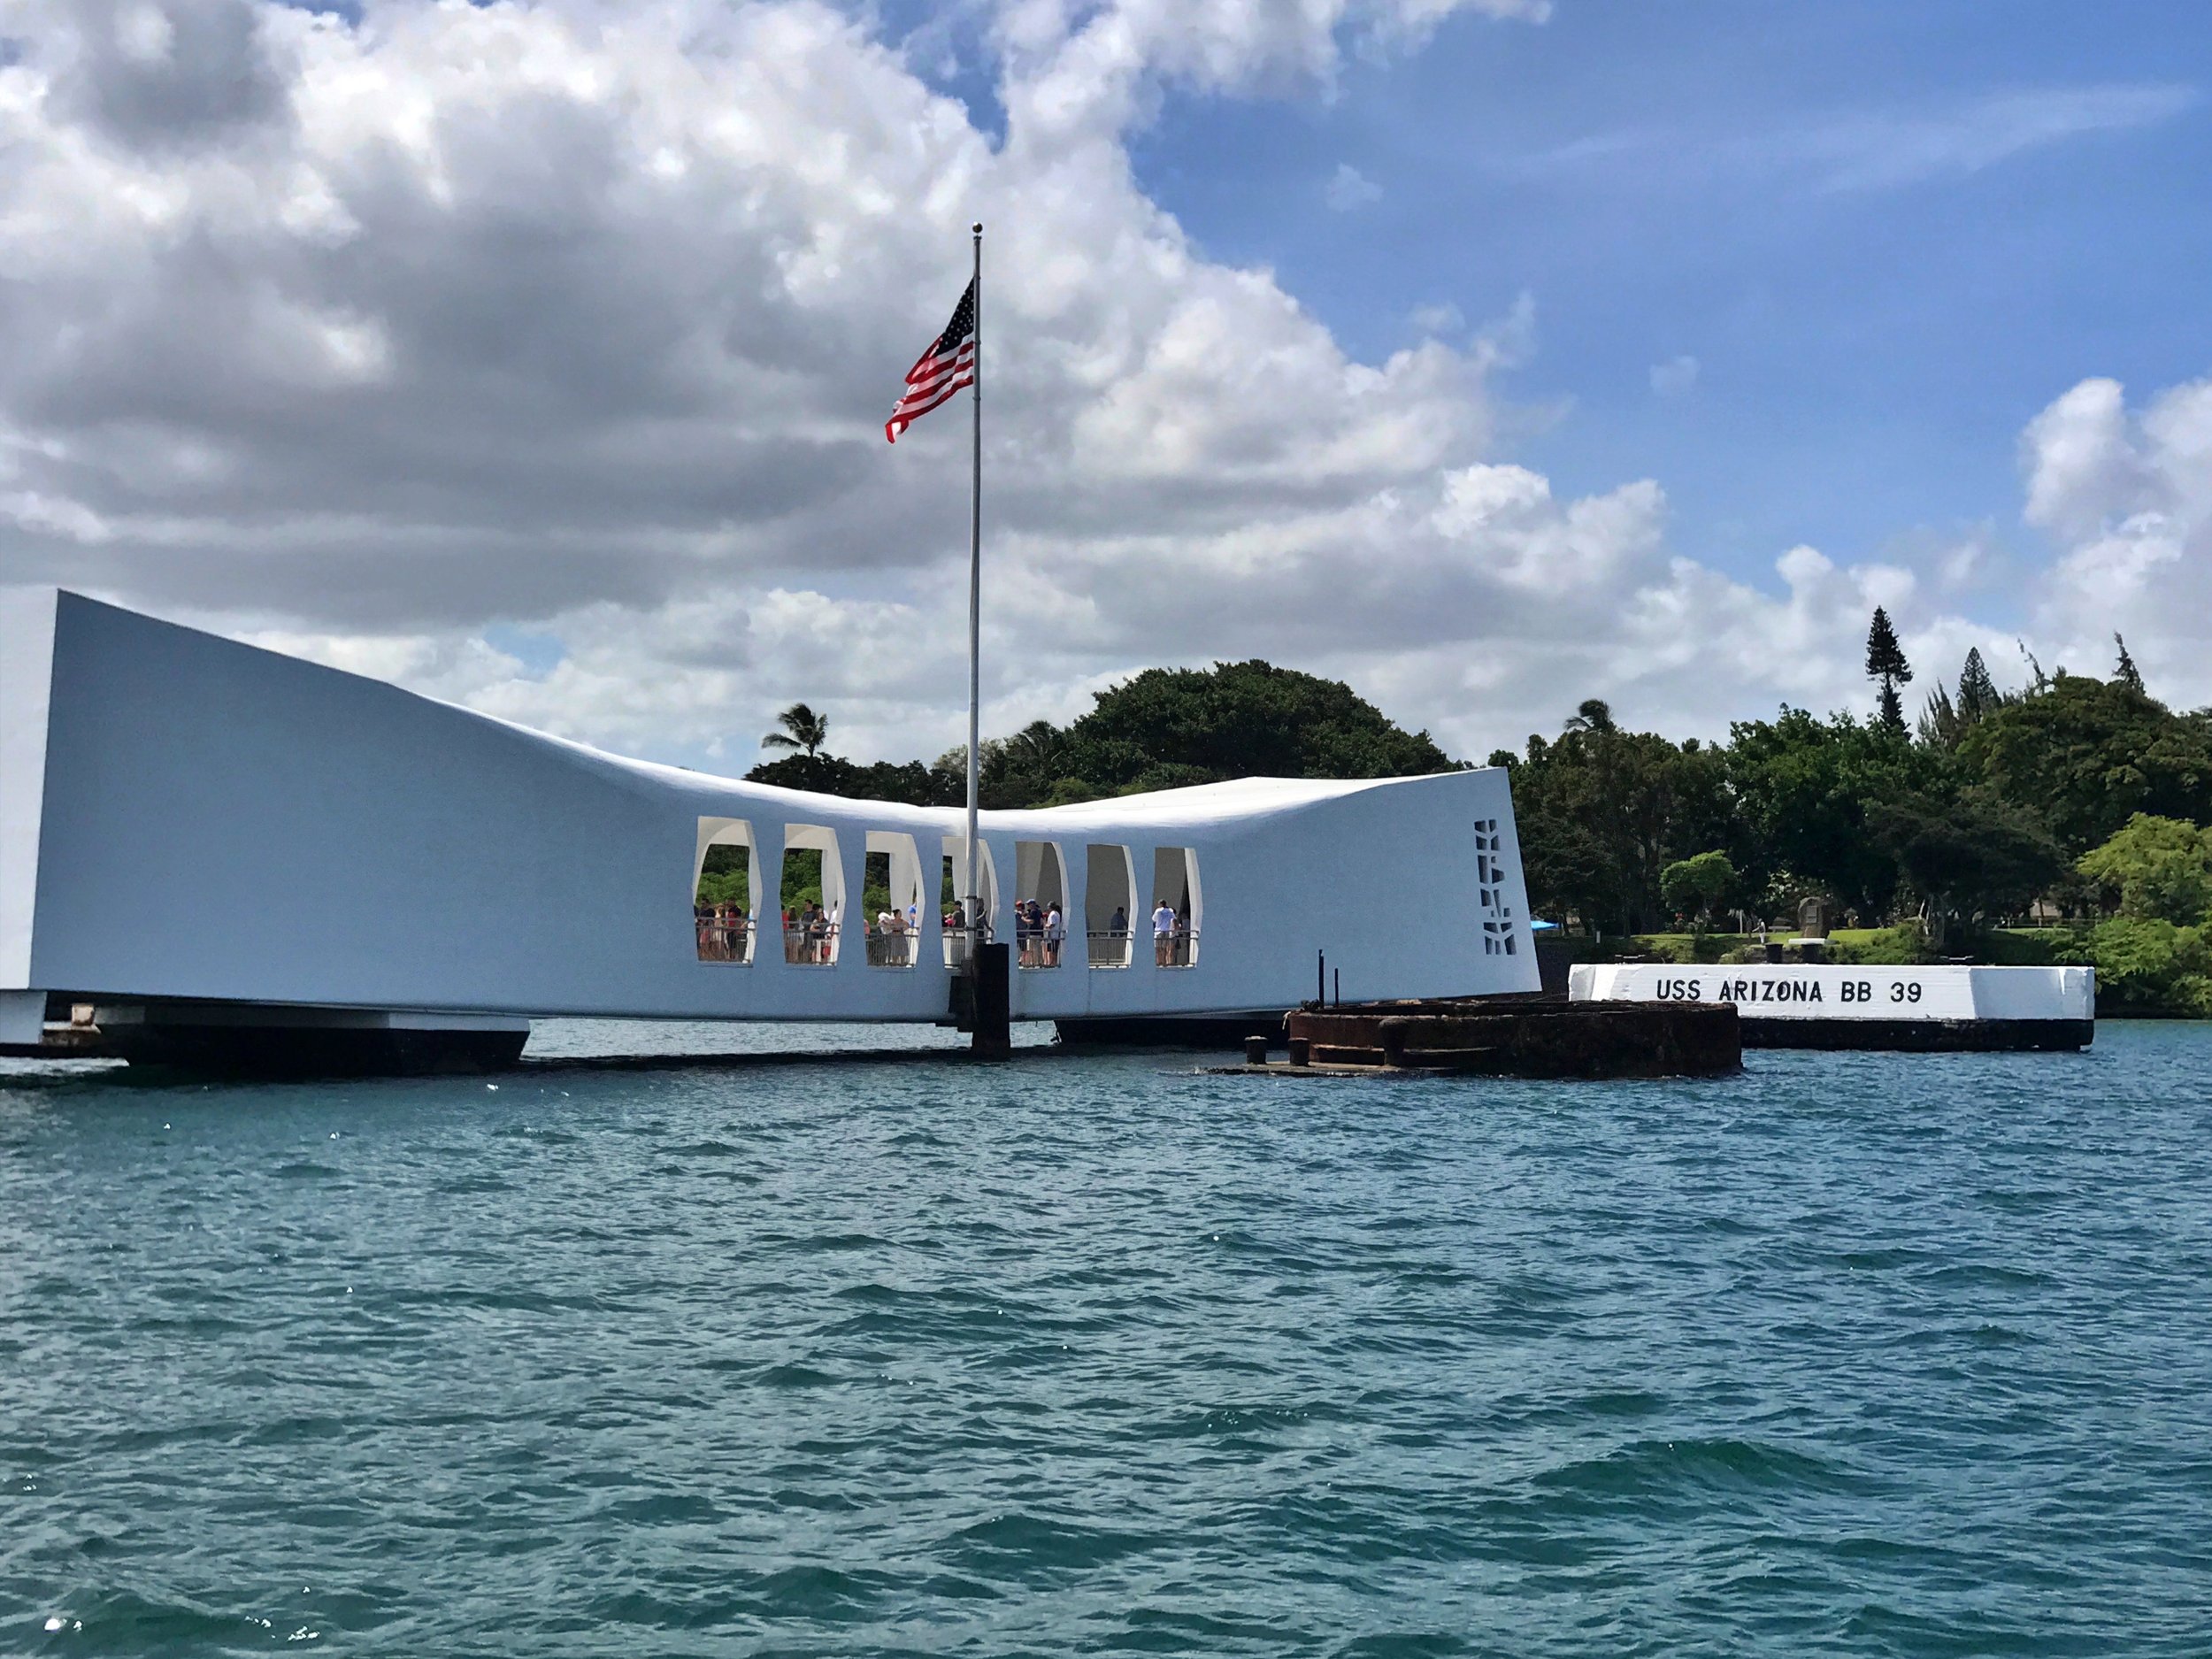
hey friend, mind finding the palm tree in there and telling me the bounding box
[1563,698,1615,735]
[1002,719,1068,776]
[762,702,830,759]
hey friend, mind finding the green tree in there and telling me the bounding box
[929,747,970,806]
[1917,680,1962,749]
[920,735,1110,811]
[1918,647,2011,749]
[695,843,751,910]
[2059,918,2212,1017]
[983,719,1101,807]
[1956,647,2001,722]
[1563,697,1617,735]
[746,753,947,804]
[1726,707,1933,922]
[1000,718,1069,780]
[2114,634,2145,694]
[762,702,832,760]
[1059,660,1455,795]
[752,661,1452,813]
[2076,814,2212,925]
[1956,675,2212,853]
[1865,607,1913,735]
[1866,789,2062,946]
[1509,717,1743,933]
[1659,850,1738,930]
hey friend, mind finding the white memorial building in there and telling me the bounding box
[1,591,1539,1063]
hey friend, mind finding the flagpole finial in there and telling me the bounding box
[972,221,982,234]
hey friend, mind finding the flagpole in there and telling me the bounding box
[964,222,983,954]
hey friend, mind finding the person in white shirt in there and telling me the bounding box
[1044,904,1064,966]
[1153,902,1176,965]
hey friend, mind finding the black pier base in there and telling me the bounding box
[104,1023,530,1078]
[1055,1012,1287,1049]
[1741,1017,2093,1051]
[971,943,1011,1057]
[948,944,1013,1057]
[12,998,532,1078]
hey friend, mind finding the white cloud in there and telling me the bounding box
[1648,354,1699,396]
[1513,83,2198,196]
[1799,83,2199,194]
[1430,464,1662,595]
[2023,377,2146,539]
[0,0,2202,778]
[1471,289,1539,373]
[996,0,1547,145]
[1324,161,1381,211]
[1409,301,1464,336]
[2022,373,2212,696]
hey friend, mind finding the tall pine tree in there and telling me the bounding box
[1956,647,1999,722]
[1865,607,1914,735]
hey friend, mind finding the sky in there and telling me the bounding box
[1,0,2208,772]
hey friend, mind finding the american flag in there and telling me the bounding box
[885,280,977,443]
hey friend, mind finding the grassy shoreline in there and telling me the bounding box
[1548,926,2082,968]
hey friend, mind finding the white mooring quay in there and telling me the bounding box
[1570,963,2095,1051]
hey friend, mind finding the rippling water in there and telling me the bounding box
[4,1020,2211,1656]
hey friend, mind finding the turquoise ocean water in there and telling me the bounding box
[4,1020,2210,1656]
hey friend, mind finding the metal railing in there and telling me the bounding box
[1153,927,1200,968]
[1011,928,1070,969]
[781,920,841,965]
[863,926,921,967]
[942,918,993,969]
[1083,927,1200,965]
[710,913,1195,969]
[695,914,754,964]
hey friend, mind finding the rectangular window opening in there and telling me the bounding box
[940,836,997,967]
[1151,847,1200,968]
[694,818,757,964]
[778,826,844,965]
[1086,844,1134,968]
[862,832,924,967]
[1013,841,1069,969]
